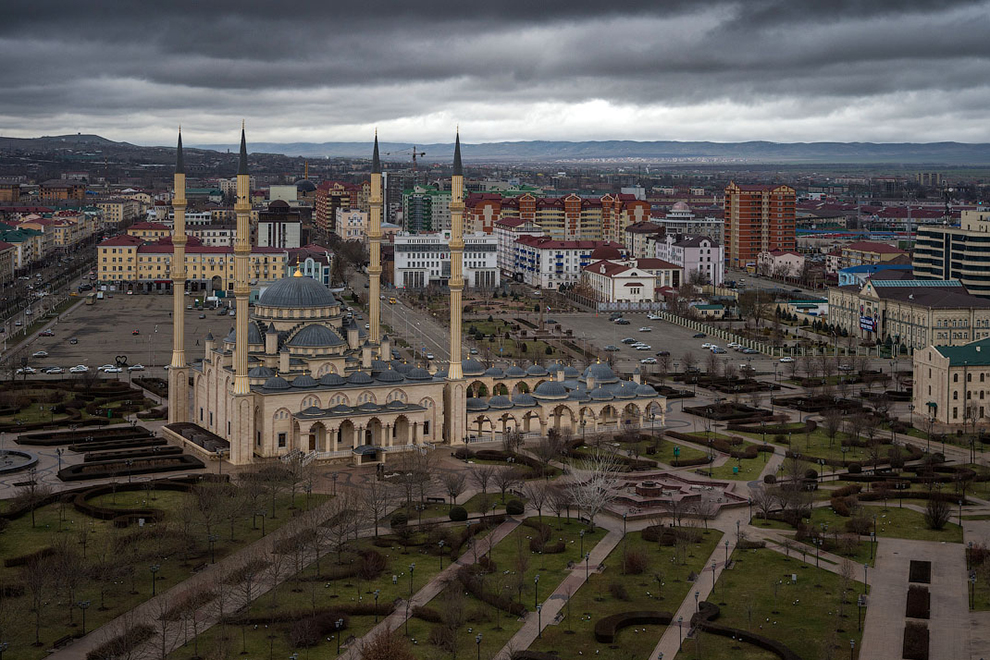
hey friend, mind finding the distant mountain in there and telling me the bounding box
[5,134,990,165]
[193,139,990,164]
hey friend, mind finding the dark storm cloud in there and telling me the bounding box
[1,0,989,143]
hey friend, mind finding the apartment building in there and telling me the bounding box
[723,182,796,269]
[506,237,625,289]
[914,210,990,298]
[393,231,499,290]
[913,337,990,425]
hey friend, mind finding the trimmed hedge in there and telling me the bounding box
[59,454,205,481]
[906,585,930,619]
[909,560,932,584]
[4,546,55,568]
[456,564,527,616]
[17,426,152,447]
[506,499,525,515]
[691,601,802,660]
[449,506,468,521]
[594,611,673,643]
[903,621,929,660]
[86,624,155,660]
[82,445,182,462]
[224,604,392,627]
[69,437,165,453]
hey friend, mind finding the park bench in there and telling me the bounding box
[578,515,592,525]
[49,635,74,652]
[192,562,208,573]
[426,496,445,504]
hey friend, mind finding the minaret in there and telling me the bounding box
[167,128,188,424]
[448,131,465,380]
[368,132,383,346]
[233,124,251,395]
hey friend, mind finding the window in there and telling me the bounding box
[278,432,287,448]
[954,374,959,383]
[423,421,430,435]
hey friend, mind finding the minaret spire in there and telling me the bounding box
[237,124,249,175]
[368,131,383,345]
[168,127,189,424]
[232,124,251,399]
[448,128,465,381]
[452,129,462,176]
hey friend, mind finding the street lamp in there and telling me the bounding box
[374,590,380,623]
[579,529,585,557]
[585,552,590,581]
[335,619,344,653]
[849,639,855,659]
[476,633,483,660]
[56,447,64,472]
[678,616,683,650]
[536,604,543,637]
[208,533,218,563]
[724,539,730,566]
[150,564,160,596]
[438,540,445,570]
[694,590,700,612]
[711,560,717,598]
[863,563,869,595]
[332,472,338,496]
[408,563,415,599]
[77,600,91,635]
[534,574,540,609]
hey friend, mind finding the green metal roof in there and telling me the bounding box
[872,279,962,288]
[935,338,990,366]
[694,304,725,310]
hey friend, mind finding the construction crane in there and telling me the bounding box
[382,146,426,173]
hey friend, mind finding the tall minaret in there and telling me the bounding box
[448,131,465,380]
[368,132,383,346]
[233,124,251,395]
[167,128,188,424]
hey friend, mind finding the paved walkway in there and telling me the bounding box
[858,538,969,660]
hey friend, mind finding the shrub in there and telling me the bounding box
[848,463,862,474]
[804,468,818,480]
[390,512,408,528]
[449,506,468,521]
[909,561,932,584]
[906,585,931,619]
[86,624,155,660]
[903,621,929,660]
[506,499,525,515]
[289,612,351,648]
[608,582,630,600]
[359,550,387,580]
[622,550,650,575]
[764,474,777,484]
[845,517,871,535]
[773,433,788,445]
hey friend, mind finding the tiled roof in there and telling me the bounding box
[635,258,680,270]
[99,235,144,247]
[844,241,906,255]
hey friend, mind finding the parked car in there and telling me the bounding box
[692,332,706,338]
[32,350,49,358]
[469,348,479,355]
[103,367,123,374]
[838,364,854,372]
[639,357,657,364]
[638,327,652,332]
[655,350,670,356]
[622,338,637,344]
[615,319,630,325]
[69,337,78,345]
[779,357,795,363]
[711,347,727,354]
[98,364,115,372]
[44,367,64,374]
[199,313,206,319]
[727,342,741,349]
[604,345,620,351]
[647,313,661,320]
[635,345,651,350]
[69,365,89,373]
[425,353,435,360]
[701,343,713,349]
[127,364,145,371]
[39,329,55,337]
[741,348,759,354]
[16,367,36,375]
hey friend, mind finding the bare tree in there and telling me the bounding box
[547,483,573,523]
[751,485,779,520]
[23,556,51,646]
[493,466,524,503]
[15,468,52,528]
[924,497,951,530]
[705,350,721,377]
[357,625,416,660]
[441,471,467,509]
[524,481,551,522]
[692,499,718,530]
[681,351,698,374]
[568,447,623,529]
[822,408,843,448]
[502,428,524,453]
[364,478,394,537]
[470,464,496,495]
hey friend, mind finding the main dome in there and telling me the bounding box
[258,274,337,309]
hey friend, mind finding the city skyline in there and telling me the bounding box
[1,1,989,145]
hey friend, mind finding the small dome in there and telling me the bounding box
[392,361,413,374]
[258,275,338,308]
[248,322,263,345]
[263,376,290,390]
[330,404,351,414]
[291,374,318,388]
[564,366,581,378]
[636,383,657,397]
[223,326,236,344]
[434,368,448,379]
[583,363,618,384]
[569,389,591,402]
[348,371,373,384]
[406,367,433,380]
[615,381,639,398]
[526,364,548,376]
[466,398,489,411]
[358,402,380,411]
[319,372,345,386]
[672,201,690,211]
[376,369,404,383]
[483,366,504,377]
[370,359,390,373]
[488,395,513,409]
[248,366,274,378]
[546,362,565,373]
[589,387,614,401]
[505,365,526,377]
[302,405,322,415]
[295,178,317,193]
[287,324,345,348]
[461,359,485,376]
[533,381,568,399]
[512,392,537,406]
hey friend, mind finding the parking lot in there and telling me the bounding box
[13,290,237,378]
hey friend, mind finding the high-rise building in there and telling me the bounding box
[723,182,796,270]
[914,210,990,298]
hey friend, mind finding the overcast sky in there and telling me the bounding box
[1,0,989,146]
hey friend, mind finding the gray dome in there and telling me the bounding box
[466,398,489,411]
[370,359,389,374]
[406,367,433,380]
[615,381,639,398]
[319,372,345,386]
[461,359,485,376]
[564,366,581,378]
[263,376,290,390]
[434,368,448,379]
[248,366,274,378]
[258,275,338,308]
[569,389,591,402]
[223,327,236,344]
[636,383,657,397]
[505,365,526,377]
[512,392,537,406]
[348,371,373,384]
[547,362,565,373]
[483,366,504,377]
[248,322,263,345]
[583,363,618,384]
[488,395,513,409]
[302,405,322,414]
[526,364,548,376]
[589,387,614,401]
[358,402,380,411]
[295,178,317,193]
[330,404,351,414]
[376,369,404,383]
[392,361,413,374]
[287,324,344,348]
[291,374,318,388]
[533,381,569,399]
[386,400,406,410]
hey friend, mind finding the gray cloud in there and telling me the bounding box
[1,0,989,144]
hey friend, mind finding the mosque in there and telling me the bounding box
[164,128,666,465]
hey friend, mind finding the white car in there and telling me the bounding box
[647,313,661,320]
[640,357,658,364]
[701,343,713,349]
[635,345,651,350]
[69,365,90,373]
[127,364,145,371]
[638,327,652,332]
[32,350,48,358]
[16,367,36,375]
[44,367,64,374]
[425,353,435,360]
[779,357,795,363]
[727,342,741,349]
[103,367,123,374]
[97,364,116,372]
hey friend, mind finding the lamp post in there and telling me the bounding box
[536,604,542,638]
[125,459,133,484]
[724,539,730,567]
[208,533,218,563]
[335,619,343,653]
[408,563,415,599]
[736,519,741,542]
[77,600,91,635]
[694,590,700,613]
[216,449,224,475]
[711,560,717,598]
[374,590,380,623]
[678,616,683,650]
[534,574,540,609]
[332,472,338,497]
[438,541,445,570]
[585,552,590,581]
[579,529,585,557]
[863,563,869,595]
[849,639,855,659]
[476,633,483,660]
[150,564,160,596]
[56,447,64,472]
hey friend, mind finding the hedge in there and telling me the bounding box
[909,561,931,584]
[4,546,56,568]
[906,585,930,619]
[82,445,182,462]
[68,437,166,453]
[594,611,673,643]
[506,499,525,515]
[690,601,802,660]
[449,506,468,521]
[59,454,205,481]
[456,565,527,617]
[224,603,392,626]
[903,621,929,660]
[16,426,152,446]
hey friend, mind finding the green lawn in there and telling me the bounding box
[0,487,320,660]
[528,527,723,660]
[803,505,963,543]
[706,455,767,481]
[645,440,709,466]
[386,492,527,522]
[685,547,867,660]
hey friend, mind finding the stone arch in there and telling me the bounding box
[496,412,519,437]
[305,421,328,452]
[472,414,495,439]
[386,389,408,403]
[357,390,378,405]
[365,417,384,446]
[466,379,489,398]
[551,404,576,432]
[599,404,618,429]
[328,392,350,407]
[521,409,544,434]
[338,419,356,449]
[492,382,509,396]
[419,397,437,440]
[301,394,321,409]
[393,415,412,445]
[621,402,643,428]
[511,380,530,394]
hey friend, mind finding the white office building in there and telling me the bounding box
[394,231,499,289]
